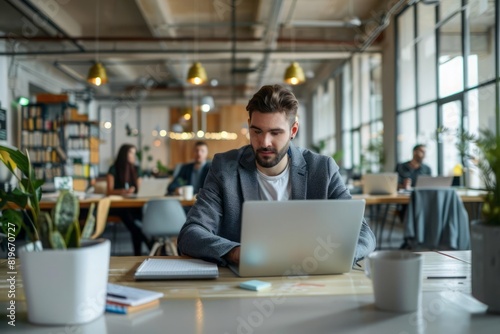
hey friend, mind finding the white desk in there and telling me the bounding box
[1,251,498,333]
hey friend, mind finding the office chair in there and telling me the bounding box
[404,188,470,250]
[141,198,187,256]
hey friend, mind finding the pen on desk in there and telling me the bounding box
[107,293,127,299]
[426,276,467,279]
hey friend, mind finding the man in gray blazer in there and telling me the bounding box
[178,84,376,266]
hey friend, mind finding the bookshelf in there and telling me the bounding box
[21,103,66,182]
[20,102,99,191]
[64,121,100,191]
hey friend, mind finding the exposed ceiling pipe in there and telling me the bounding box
[286,20,362,28]
[135,0,183,87]
[257,0,285,87]
[0,36,262,42]
[0,48,364,57]
[0,35,370,45]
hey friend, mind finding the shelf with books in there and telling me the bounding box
[20,103,68,183]
[64,121,100,191]
[20,102,99,190]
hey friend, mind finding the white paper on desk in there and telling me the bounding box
[134,258,219,280]
[107,283,164,306]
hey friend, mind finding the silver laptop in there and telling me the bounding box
[125,178,169,198]
[230,199,366,277]
[414,176,453,189]
[363,173,398,195]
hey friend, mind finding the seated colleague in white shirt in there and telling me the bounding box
[177,84,376,266]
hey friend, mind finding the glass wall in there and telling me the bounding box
[396,0,499,187]
[340,53,384,174]
[310,52,383,176]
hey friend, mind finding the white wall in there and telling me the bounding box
[98,104,171,175]
[0,40,13,144]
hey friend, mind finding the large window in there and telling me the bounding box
[396,0,500,187]
[338,54,384,173]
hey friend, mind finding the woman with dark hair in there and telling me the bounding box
[107,144,149,255]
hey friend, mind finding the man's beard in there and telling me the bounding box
[254,140,290,168]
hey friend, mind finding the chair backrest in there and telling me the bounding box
[90,197,112,239]
[93,179,108,194]
[405,188,470,250]
[142,199,187,238]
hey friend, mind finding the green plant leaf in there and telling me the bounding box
[0,146,31,176]
[0,209,23,238]
[38,212,53,248]
[49,230,67,249]
[64,220,81,248]
[53,190,79,236]
[81,203,96,239]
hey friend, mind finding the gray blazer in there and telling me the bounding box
[177,143,376,265]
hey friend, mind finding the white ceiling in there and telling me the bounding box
[1,0,401,107]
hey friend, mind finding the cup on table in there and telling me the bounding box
[365,250,422,312]
[181,185,194,200]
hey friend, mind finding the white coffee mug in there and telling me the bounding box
[365,250,422,312]
[181,185,194,200]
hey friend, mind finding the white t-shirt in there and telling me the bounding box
[256,161,291,201]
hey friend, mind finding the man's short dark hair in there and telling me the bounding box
[246,84,298,126]
[194,141,208,148]
[413,144,426,152]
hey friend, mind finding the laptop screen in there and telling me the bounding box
[236,199,365,277]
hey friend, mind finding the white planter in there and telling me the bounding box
[471,222,500,313]
[19,239,110,325]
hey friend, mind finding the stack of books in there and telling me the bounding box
[106,283,164,314]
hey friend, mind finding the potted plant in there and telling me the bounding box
[470,129,500,313]
[0,145,110,325]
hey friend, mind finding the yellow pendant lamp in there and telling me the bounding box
[87,0,107,86]
[187,62,208,85]
[87,62,108,86]
[284,61,305,85]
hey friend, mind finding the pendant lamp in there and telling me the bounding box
[87,0,107,86]
[187,62,207,85]
[87,62,108,86]
[284,61,305,85]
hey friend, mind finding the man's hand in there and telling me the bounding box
[225,246,240,264]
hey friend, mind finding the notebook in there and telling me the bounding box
[107,283,164,306]
[230,199,366,277]
[125,178,170,198]
[134,258,219,280]
[414,176,453,189]
[363,173,398,195]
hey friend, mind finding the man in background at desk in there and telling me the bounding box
[177,84,376,266]
[168,141,211,195]
[395,144,432,190]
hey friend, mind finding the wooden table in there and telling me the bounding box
[39,196,196,210]
[1,251,497,333]
[352,189,486,205]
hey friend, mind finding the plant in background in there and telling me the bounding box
[0,145,96,249]
[364,137,385,173]
[155,160,171,176]
[435,126,476,187]
[474,129,500,225]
